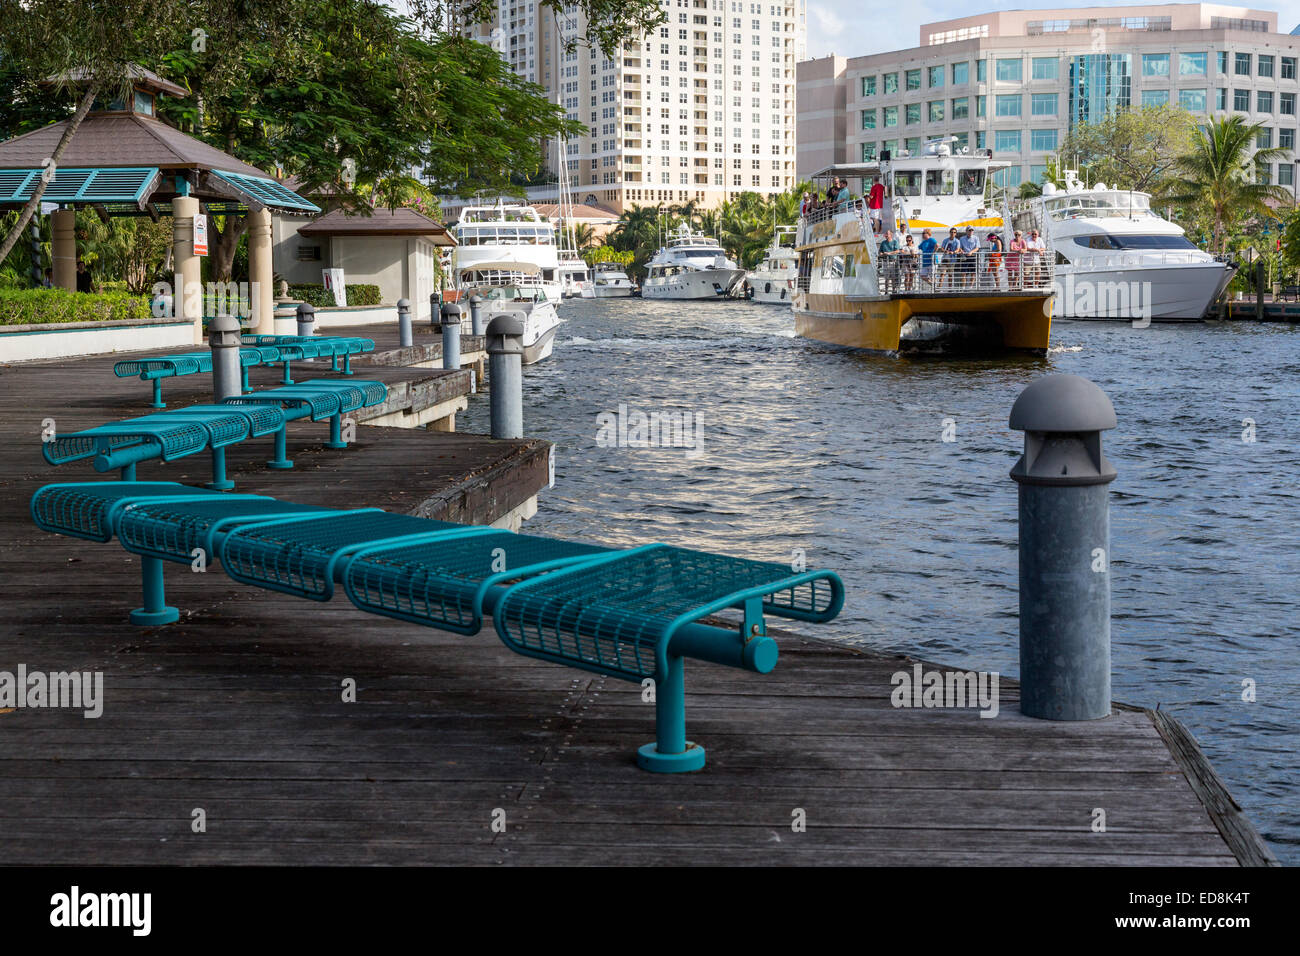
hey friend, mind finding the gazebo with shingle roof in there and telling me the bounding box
[0,67,320,340]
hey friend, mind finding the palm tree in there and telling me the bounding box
[571,223,597,254]
[1168,115,1293,254]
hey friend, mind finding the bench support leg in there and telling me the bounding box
[343,354,353,376]
[636,655,705,773]
[282,361,293,385]
[130,556,179,626]
[330,353,340,372]
[120,463,137,481]
[150,379,165,409]
[268,427,293,469]
[241,367,251,392]
[207,447,235,491]
[326,414,347,450]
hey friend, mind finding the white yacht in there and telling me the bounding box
[460,276,562,364]
[1012,172,1235,322]
[584,261,634,298]
[746,226,798,305]
[453,201,564,306]
[642,225,746,300]
[558,253,588,297]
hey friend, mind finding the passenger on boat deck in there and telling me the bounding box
[899,235,918,290]
[939,228,961,290]
[986,232,1004,288]
[832,178,851,204]
[1007,230,1026,288]
[868,177,885,221]
[800,191,812,217]
[918,228,938,287]
[1025,229,1046,283]
[958,227,980,289]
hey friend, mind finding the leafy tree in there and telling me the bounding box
[1058,105,1197,194]
[1167,115,1293,254]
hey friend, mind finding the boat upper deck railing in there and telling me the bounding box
[801,197,865,229]
[872,245,1056,296]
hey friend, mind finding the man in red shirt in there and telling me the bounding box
[868,177,885,225]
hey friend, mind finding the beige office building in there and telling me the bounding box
[460,0,806,212]
[797,4,1299,191]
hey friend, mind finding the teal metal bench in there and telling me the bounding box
[241,335,375,381]
[114,347,282,408]
[222,378,388,467]
[44,381,385,483]
[31,481,844,771]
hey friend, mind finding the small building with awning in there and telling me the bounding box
[0,66,320,343]
[283,206,455,322]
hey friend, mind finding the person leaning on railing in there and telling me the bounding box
[899,234,919,290]
[986,232,1004,290]
[1025,229,1046,285]
[918,229,938,290]
[1007,230,1026,290]
[939,228,961,291]
[877,229,900,290]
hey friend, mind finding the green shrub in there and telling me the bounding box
[0,287,153,326]
[287,283,383,307]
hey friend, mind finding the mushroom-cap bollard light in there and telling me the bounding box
[486,313,526,440]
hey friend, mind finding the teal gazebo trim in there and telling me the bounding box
[0,166,161,204]
[209,170,321,213]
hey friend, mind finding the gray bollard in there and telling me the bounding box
[1010,374,1118,721]
[469,294,485,336]
[441,302,463,370]
[209,314,244,401]
[296,302,315,337]
[397,297,413,348]
[486,313,525,439]
[430,291,442,328]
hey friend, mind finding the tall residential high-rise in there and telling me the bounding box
[459,1,806,212]
[796,4,1299,193]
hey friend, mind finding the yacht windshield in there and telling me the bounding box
[1071,234,1198,251]
[925,169,955,196]
[958,169,984,195]
[894,171,921,197]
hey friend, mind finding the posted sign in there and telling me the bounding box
[193,214,208,256]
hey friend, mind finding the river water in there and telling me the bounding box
[460,298,1300,863]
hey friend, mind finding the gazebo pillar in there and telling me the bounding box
[172,195,204,344]
[51,209,76,291]
[248,207,274,334]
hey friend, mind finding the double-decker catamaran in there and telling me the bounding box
[452,201,563,364]
[793,139,1055,354]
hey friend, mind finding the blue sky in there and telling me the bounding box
[803,1,1300,58]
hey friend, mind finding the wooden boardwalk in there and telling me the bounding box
[0,346,1275,866]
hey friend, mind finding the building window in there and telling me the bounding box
[951,61,969,85]
[1258,55,1274,78]
[951,96,969,119]
[1279,163,1294,187]
[1031,57,1059,80]
[1233,88,1250,111]
[905,68,921,91]
[883,105,898,127]
[1031,92,1058,115]
[861,142,876,161]
[976,59,986,82]
[976,95,986,117]
[928,65,944,88]
[883,72,898,94]
[953,131,969,151]
[976,130,986,150]
[995,94,1021,117]
[904,137,920,154]
[1030,128,1058,151]
[1280,128,1295,150]
[1141,54,1169,77]
[1069,54,1131,127]
[296,245,321,262]
[881,138,898,156]
[905,102,921,124]
[1141,89,1169,107]
[1179,52,1207,76]
[991,166,1022,188]
[1282,93,1296,116]
[928,100,944,122]
[862,108,876,129]
[994,129,1021,152]
[1234,52,1251,75]
[1258,90,1273,113]
[1257,127,1272,148]
[1216,51,1228,74]
[1179,88,1207,112]
[996,58,1021,82]
[1283,57,1297,80]
[1255,162,1271,185]
[1029,163,1048,183]
[862,74,876,96]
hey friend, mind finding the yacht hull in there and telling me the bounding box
[1053,262,1234,321]
[591,285,634,298]
[797,292,1054,354]
[749,276,796,304]
[643,268,746,300]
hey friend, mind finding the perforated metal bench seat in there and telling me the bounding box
[241,335,376,380]
[222,379,388,467]
[114,347,283,408]
[30,481,845,772]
